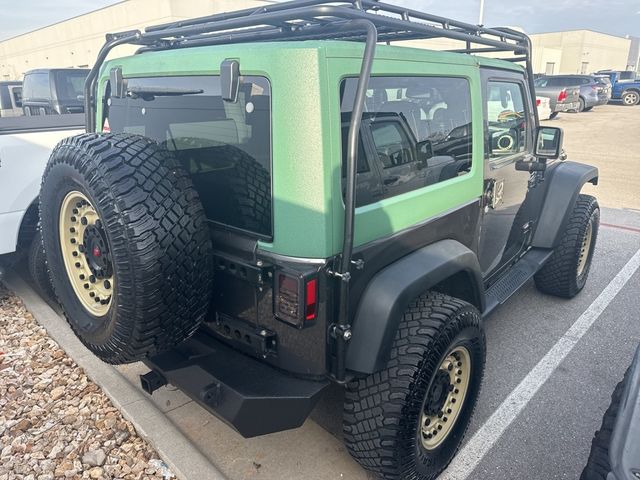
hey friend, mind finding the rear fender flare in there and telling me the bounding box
[345,239,484,374]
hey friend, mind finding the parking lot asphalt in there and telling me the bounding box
[542,104,640,211]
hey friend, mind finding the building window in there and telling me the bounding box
[545,62,555,75]
[581,62,589,74]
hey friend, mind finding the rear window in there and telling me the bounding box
[106,75,272,237]
[23,73,51,101]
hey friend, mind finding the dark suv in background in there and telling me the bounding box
[535,75,611,112]
[22,68,89,115]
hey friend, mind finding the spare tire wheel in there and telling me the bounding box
[40,133,213,364]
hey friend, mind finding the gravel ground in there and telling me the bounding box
[0,283,175,480]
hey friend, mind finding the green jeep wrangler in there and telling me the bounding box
[38,1,600,478]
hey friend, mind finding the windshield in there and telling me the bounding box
[54,70,88,102]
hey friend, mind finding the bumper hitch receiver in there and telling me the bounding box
[140,370,167,395]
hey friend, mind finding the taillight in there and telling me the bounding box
[557,89,567,102]
[275,272,318,326]
[536,98,541,106]
[305,278,318,321]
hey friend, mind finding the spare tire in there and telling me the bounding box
[40,133,213,364]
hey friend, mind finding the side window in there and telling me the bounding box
[22,73,51,101]
[486,81,529,159]
[341,76,472,205]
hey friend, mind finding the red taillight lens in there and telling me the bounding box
[536,98,541,106]
[557,89,567,102]
[305,278,318,321]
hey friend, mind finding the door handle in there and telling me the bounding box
[383,176,400,185]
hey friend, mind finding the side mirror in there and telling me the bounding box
[535,126,563,159]
[416,139,433,163]
[220,59,240,103]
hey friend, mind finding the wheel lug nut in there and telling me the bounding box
[454,389,459,394]
[457,369,463,375]
[74,262,81,268]
[89,292,95,297]
[427,434,432,439]
[104,280,111,289]
[83,283,89,289]
[456,378,462,384]
[438,425,443,430]
[72,208,78,215]
[451,398,456,403]
[70,227,76,233]
[70,216,76,222]
[457,361,462,367]
[70,238,76,244]
[447,408,452,414]
[94,297,100,303]
[432,430,438,435]
[72,251,78,257]
[443,417,448,422]
[100,299,108,305]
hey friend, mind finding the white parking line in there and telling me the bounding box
[440,247,640,480]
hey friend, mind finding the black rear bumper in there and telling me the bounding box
[144,330,329,438]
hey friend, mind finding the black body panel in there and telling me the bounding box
[144,330,328,437]
[346,238,484,374]
[532,160,598,249]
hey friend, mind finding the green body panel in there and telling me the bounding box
[97,41,523,259]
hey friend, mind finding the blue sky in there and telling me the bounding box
[0,0,638,41]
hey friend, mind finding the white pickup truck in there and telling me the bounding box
[0,114,83,289]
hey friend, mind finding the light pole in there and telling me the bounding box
[478,0,485,25]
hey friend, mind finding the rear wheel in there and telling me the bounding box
[577,97,586,112]
[621,90,640,106]
[534,194,599,298]
[40,133,213,364]
[343,292,486,480]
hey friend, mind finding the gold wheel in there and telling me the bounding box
[420,346,471,450]
[577,220,593,277]
[59,191,114,317]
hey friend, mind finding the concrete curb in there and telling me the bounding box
[3,270,227,480]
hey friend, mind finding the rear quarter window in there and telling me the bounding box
[105,75,272,237]
[23,73,51,101]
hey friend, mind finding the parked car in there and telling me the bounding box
[22,68,89,115]
[536,96,552,120]
[534,75,608,112]
[533,79,581,118]
[0,81,23,117]
[582,345,640,480]
[595,70,640,106]
[35,3,600,480]
[0,114,84,294]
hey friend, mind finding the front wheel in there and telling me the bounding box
[534,194,599,298]
[549,112,559,120]
[343,292,486,480]
[621,90,640,106]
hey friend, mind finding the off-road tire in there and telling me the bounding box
[621,90,640,106]
[40,133,213,364]
[534,194,599,298]
[28,229,55,301]
[580,368,629,479]
[343,292,486,480]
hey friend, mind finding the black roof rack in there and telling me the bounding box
[84,0,536,382]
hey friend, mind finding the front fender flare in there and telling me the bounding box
[532,161,598,249]
[345,239,484,374]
